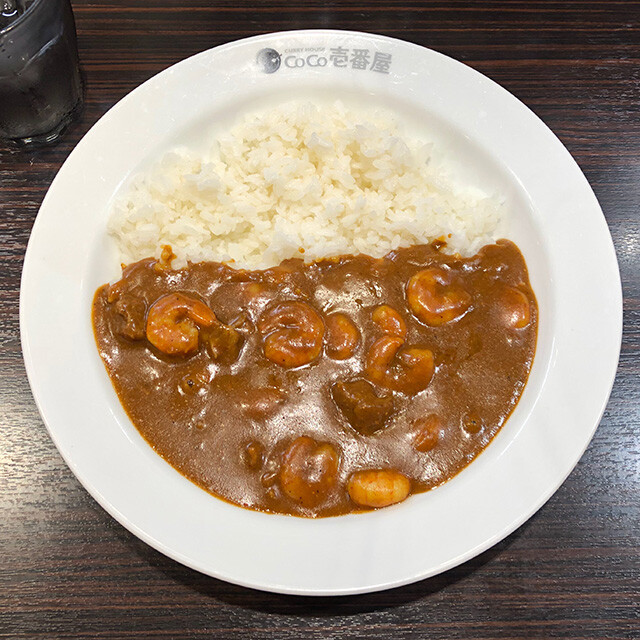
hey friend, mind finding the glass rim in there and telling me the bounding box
[0,0,46,37]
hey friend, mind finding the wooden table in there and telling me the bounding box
[2,1,638,637]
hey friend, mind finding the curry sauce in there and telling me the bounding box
[92,240,537,517]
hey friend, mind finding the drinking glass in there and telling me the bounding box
[0,0,83,145]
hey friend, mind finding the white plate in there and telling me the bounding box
[20,30,622,595]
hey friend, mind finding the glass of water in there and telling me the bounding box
[0,0,83,145]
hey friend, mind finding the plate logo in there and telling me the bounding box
[256,48,281,74]
[256,45,393,74]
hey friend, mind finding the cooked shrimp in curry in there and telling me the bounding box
[258,301,325,368]
[372,304,407,339]
[347,469,412,509]
[93,238,537,517]
[146,293,217,355]
[325,313,360,360]
[365,335,434,395]
[406,266,472,326]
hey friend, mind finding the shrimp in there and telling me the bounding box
[279,436,340,509]
[146,293,217,356]
[347,469,411,508]
[325,312,360,359]
[365,335,434,395]
[372,304,407,339]
[406,267,471,326]
[258,301,324,368]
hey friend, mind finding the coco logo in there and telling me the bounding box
[256,48,281,74]
[284,54,328,68]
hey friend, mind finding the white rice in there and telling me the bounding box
[108,100,503,269]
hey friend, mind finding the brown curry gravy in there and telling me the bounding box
[92,240,537,517]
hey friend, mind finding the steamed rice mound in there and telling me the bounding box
[109,101,502,268]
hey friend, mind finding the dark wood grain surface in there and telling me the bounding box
[2,1,639,638]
